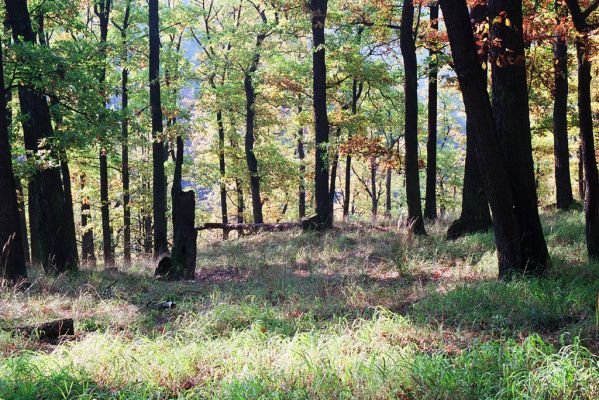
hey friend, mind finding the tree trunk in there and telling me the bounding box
[329,127,341,211]
[488,0,548,274]
[236,178,245,224]
[244,67,264,223]
[447,119,492,239]
[298,122,306,219]
[447,2,492,240]
[80,174,96,266]
[217,110,229,238]
[59,152,78,264]
[440,0,522,278]
[575,40,599,258]
[167,132,197,280]
[307,0,333,231]
[122,67,131,265]
[385,166,392,217]
[121,3,131,266]
[0,36,27,281]
[343,78,361,219]
[400,1,425,235]
[552,1,573,210]
[424,4,439,221]
[370,160,378,222]
[15,179,30,264]
[6,0,78,273]
[95,0,113,267]
[149,0,168,256]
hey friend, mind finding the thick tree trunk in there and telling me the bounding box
[216,110,229,238]
[575,41,599,258]
[80,174,96,266]
[0,37,27,281]
[244,71,264,223]
[236,179,245,224]
[488,0,548,274]
[59,153,78,264]
[424,5,439,221]
[447,119,492,239]
[447,2,492,240]
[298,123,306,219]
[6,0,78,273]
[149,0,168,256]
[440,0,522,278]
[167,134,197,280]
[552,1,573,210]
[308,0,333,231]
[400,1,425,235]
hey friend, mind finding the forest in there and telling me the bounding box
[0,0,598,398]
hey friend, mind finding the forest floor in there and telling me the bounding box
[0,210,598,399]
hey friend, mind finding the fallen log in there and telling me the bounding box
[196,222,301,232]
[16,318,74,340]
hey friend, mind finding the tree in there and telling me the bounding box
[0,37,27,282]
[308,0,333,230]
[552,1,574,210]
[565,0,599,258]
[149,0,168,256]
[447,1,492,240]
[95,0,114,266]
[400,0,425,235]
[5,0,78,273]
[440,0,524,278]
[488,0,548,273]
[424,4,439,221]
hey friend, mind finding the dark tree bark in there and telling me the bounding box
[329,127,341,211]
[80,173,96,266]
[424,4,439,221]
[447,2,492,240]
[385,164,392,217]
[370,160,378,222]
[236,178,245,224]
[305,0,333,231]
[216,110,229,238]
[578,144,585,200]
[297,118,306,219]
[440,0,523,278]
[95,0,113,266]
[552,1,574,210]
[488,0,548,273]
[243,8,269,224]
[343,79,362,219]
[149,0,168,256]
[447,120,492,239]
[166,132,197,280]
[118,1,131,266]
[0,36,27,281]
[565,0,599,258]
[59,152,78,264]
[244,65,264,223]
[6,0,78,273]
[14,179,30,264]
[400,1,425,235]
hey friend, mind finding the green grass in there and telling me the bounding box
[0,211,597,399]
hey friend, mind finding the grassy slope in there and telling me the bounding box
[0,211,597,399]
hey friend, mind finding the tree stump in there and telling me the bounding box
[167,190,197,280]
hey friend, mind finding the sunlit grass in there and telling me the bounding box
[0,212,597,399]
